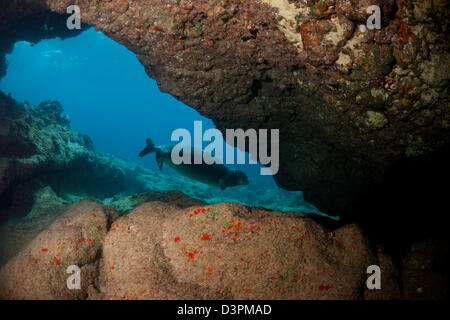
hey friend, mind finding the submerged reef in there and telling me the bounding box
[0,92,135,221]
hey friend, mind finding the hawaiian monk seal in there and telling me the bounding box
[139,138,249,190]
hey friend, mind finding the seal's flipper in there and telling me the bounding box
[139,138,156,157]
[156,150,164,170]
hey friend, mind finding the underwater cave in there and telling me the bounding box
[0,23,327,266]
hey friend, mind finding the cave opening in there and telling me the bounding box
[0,27,324,216]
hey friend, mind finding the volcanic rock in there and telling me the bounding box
[101,201,374,299]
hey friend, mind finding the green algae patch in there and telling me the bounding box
[365,111,388,130]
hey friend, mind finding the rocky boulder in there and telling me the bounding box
[1,197,447,300]
[0,93,137,221]
[0,199,119,300]
[0,186,70,267]
[104,190,206,215]
[0,199,378,300]
[101,202,375,299]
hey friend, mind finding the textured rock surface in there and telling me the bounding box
[0,199,378,299]
[0,199,119,300]
[0,189,203,270]
[1,197,447,299]
[101,201,374,299]
[0,186,69,267]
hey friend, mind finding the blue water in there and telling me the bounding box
[0,28,327,216]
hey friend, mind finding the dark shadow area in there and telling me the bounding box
[346,144,450,254]
[0,10,87,51]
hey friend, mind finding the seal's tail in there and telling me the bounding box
[139,138,156,157]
